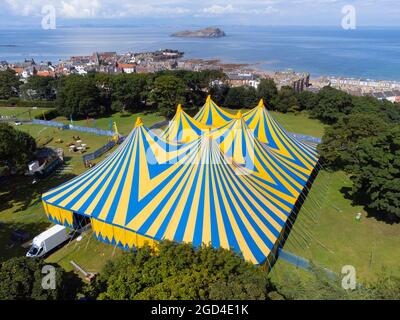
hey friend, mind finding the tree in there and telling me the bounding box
[296,90,317,111]
[110,73,150,113]
[148,75,188,118]
[311,87,353,123]
[257,78,278,108]
[0,257,82,300]
[351,95,400,124]
[209,272,276,300]
[93,73,113,113]
[154,70,225,108]
[56,75,103,119]
[319,112,400,221]
[350,126,400,220]
[273,264,370,300]
[224,86,258,109]
[85,241,280,300]
[0,69,21,99]
[21,75,56,100]
[367,271,400,299]
[209,83,230,106]
[318,113,388,170]
[272,86,298,113]
[0,123,36,175]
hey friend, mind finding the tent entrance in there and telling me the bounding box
[73,212,91,230]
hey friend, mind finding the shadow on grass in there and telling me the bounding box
[0,172,77,213]
[340,186,400,225]
[0,220,51,262]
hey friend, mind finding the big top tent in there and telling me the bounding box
[41,97,320,267]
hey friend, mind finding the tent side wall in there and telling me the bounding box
[91,218,159,251]
[42,199,159,252]
[42,200,74,228]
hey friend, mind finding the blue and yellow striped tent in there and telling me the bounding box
[244,99,319,175]
[161,104,209,143]
[194,95,236,127]
[41,97,319,266]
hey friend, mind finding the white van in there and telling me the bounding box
[26,225,70,258]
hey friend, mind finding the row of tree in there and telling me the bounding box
[2,242,399,300]
[0,69,358,121]
[0,69,227,119]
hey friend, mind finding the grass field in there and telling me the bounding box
[0,106,51,120]
[0,123,112,262]
[46,231,123,273]
[1,107,398,285]
[53,111,165,136]
[0,110,165,264]
[270,169,400,283]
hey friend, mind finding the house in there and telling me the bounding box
[12,66,24,76]
[117,63,136,74]
[227,73,260,88]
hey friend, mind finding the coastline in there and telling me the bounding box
[1,25,400,81]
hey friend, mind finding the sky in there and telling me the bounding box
[0,0,399,27]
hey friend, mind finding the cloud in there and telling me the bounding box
[3,0,192,18]
[202,5,235,15]
[201,3,278,16]
[1,0,399,25]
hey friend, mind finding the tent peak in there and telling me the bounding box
[206,95,211,103]
[177,104,183,112]
[257,99,264,108]
[135,117,144,127]
[235,111,243,119]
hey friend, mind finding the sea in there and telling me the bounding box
[0,25,399,81]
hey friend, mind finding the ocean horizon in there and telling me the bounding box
[0,25,399,81]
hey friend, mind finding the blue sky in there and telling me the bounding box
[0,0,399,27]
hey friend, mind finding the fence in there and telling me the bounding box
[290,133,322,144]
[32,119,67,128]
[149,120,169,130]
[31,119,115,137]
[277,248,336,279]
[82,136,125,163]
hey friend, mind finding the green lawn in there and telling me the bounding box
[0,106,51,120]
[53,111,165,136]
[46,231,123,273]
[270,170,400,283]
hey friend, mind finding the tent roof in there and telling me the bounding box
[244,100,319,174]
[194,95,236,127]
[42,96,320,265]
[42,118,310,265]
[161,104,209,143]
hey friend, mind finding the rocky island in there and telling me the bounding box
[171,27,226,38]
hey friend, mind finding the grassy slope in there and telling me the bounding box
[53,111,165,136]
[0,107,51,120]
[270,169,400,283]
